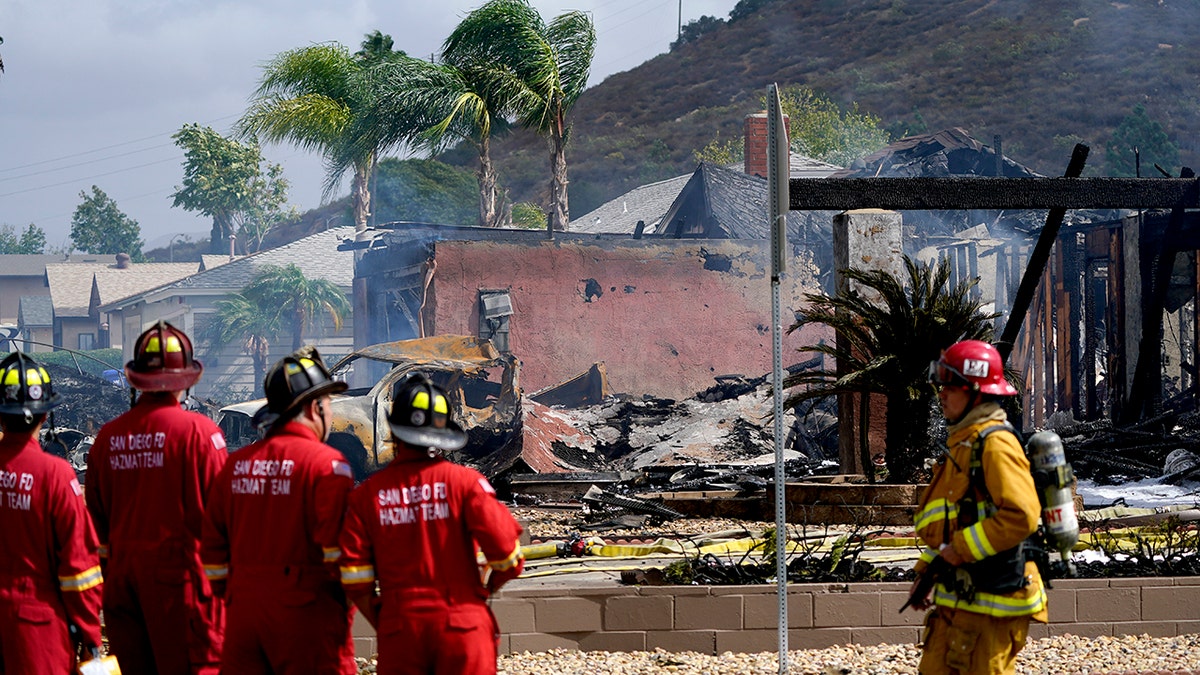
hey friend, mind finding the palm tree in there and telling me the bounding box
[442,0,596,232]
[784,256,999,483]
[242,264,351,352]
[205,293,280,394]
[358,55,513,228]
[236,33,404,240]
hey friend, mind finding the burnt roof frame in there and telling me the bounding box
[786,177,1200,211]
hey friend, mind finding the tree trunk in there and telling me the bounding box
[210,214,233,254]
[292,303,305,352]
[547,114,569,233]
[886,393,936,484]
[477,137,500,228]
[352,158,373,238]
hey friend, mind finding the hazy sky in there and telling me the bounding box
[0,0,739,251]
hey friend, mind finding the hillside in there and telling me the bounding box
[466,0,1200,218]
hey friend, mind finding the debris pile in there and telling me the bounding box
[1048,410,1200,485]
[496,376,840,505]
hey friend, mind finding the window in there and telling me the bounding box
[478,290,512,353]
[78,333,96,351]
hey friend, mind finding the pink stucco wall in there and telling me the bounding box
[429,239,825,400]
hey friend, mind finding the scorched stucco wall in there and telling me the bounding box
[428,239,823,400]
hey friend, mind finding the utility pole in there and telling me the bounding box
[678,0,682,41]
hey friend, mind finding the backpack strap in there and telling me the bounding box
[968,422,1021,504]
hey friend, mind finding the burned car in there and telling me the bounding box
[217,335,522,480]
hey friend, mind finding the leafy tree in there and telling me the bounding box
[237,34,405,240]
[372,158,477,225]
[693,131,744,165]
[510,202,547,229]
[783,256,998,483]
[171,124,291,254]
[695,87,888,168]
[205,293,280,394]
[773,86,889,167]
[443,0,596,232]
[239,163,298,254]
[1105,103,1181,177]
[671,15,725,49]
[0,223,47,254]
[204,264,350,392]
[729,0,779,22]
[70,186,143,258]
[242,264,350,352]
[362,56,514,227]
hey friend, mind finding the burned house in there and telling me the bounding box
[350,223,825,401]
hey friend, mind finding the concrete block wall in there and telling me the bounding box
[348,577,1200,657]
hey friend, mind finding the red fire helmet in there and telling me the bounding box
[124,321,204,392]
[929,339,1018,396]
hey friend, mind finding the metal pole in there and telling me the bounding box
[767,82,789,675]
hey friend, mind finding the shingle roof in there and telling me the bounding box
[168,226,355,291]
[200,255,238,271]
[46,262,198,318]
[0,254,117,277]
[18,295,53,327]
[573,154,841,236]
[100,227,357,313]
[45,263,119,318]
[660,163,837,240]
[571,174,692,235]
[91,264,199,312]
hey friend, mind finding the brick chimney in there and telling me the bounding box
[743,111,790,178]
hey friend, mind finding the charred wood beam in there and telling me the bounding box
[1124,168,1198,423]
[787,176,1199,211]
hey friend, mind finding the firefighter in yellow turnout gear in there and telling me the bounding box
[907,340,1048,675]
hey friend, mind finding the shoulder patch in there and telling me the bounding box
[478,477,496,495]
[211,432,227,451]
[332,459,353,479]
[70,478,83,496]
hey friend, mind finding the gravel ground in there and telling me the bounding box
[349,634,1200,674]
[490,633,1200,674]
[483,510,1200,674]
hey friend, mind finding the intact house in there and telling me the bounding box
[16,296,53,353]
[44,255,197,352]
[0,253,116,352]
[98,227,355,401]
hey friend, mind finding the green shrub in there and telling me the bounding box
[0,348,123,379]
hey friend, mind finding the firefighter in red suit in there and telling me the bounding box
[87,322,227,674]
[201,347,357,675]
[340,374,525,675]
[0,352,104,673]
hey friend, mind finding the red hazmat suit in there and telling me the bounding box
[339,455,524,675]
[86,394,227,674]
[201,422,356,675]
[1,433,103,674]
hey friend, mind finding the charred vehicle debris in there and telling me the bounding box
[210,334,842,500]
